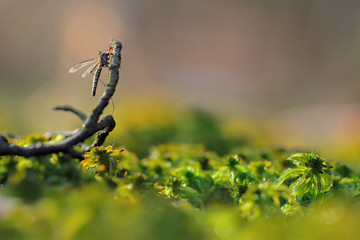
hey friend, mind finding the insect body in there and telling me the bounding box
[69,51,110,98]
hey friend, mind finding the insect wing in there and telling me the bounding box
[82,61,99,78]
[68,58,99,73]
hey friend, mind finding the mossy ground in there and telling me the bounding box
[1,108,360,240]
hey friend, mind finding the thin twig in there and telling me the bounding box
[0,40,122,160]
[53,105,87,121]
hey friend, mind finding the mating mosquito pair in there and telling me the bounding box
[69,45,121,98]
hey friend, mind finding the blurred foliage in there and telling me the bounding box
[112,105,248,158]
[1,109,360,239]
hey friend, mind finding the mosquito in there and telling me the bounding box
[69,51,111,98]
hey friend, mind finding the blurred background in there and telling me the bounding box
[0,0,360,162]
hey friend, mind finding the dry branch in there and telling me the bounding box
[0,40,122,160]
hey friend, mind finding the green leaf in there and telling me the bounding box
[290,176,311,196]
[311,174,319,197]
[287,153,307,166]
[276,167,306,189]
[310,150,317,158]
[319,173,333,192]
[178,186,205,210]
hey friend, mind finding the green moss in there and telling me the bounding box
[1,117,360,239]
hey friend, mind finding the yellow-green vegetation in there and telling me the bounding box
[1,109,360,240]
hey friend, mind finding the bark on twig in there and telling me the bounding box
[0,40,122,160]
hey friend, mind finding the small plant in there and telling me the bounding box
[212,155,249,187]
[276,150,333,201]
[80,146,124,176]
[154,176,205,210]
